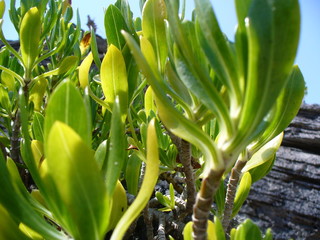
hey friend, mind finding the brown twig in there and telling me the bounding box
[143,205,154,240]
[222,159,247,231]
[179,140,196,214]
[157,213,166,240]
[192,168,224,240]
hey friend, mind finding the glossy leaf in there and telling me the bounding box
[142,0,167,72]
[94,140,107,171]
[0,0,5,19]
[233,0,300,152]
[78,52,93,89]
[46,121,109,239]
[233,219,262,240]
[259,66,305,146]
[44,80,91,148]
[29,77,47,111]
[1,70,15,91]
[195,0,240,106]
[249,154,275,183]
[232,172,252,217]
[20,7,41,71]
[100,44,128,122]
[125,152,142,196]
[110,118,160,240]
[263,229,273,240]
[144,85,156,118]
[0,205,31,240]
[32,112,45,142]
[183,219,224,240]
[104,5,128,50]
[103,97,127,198]
[242,133,283,173]
[123,30,224,174]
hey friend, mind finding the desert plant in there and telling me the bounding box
[0,0,305,239]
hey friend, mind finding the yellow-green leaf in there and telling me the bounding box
[110,118,159,240]
[0,0,5,19]
[29,77,47,111]
[1,70,15,91]
[142,0,168,72]
[78,52,93,89]
[46,121,109,240]
[100,44,128,122]
[20,7,41,71]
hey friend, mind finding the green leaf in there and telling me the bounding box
[0,84,11,113]
[125,152,142,196]
[214,179,226,217]
[103,97,127,198]
[260,66,305,145]
[0,0,5,19]
[1,69,15,91]
[46,121,109,239]
[90,29,102,69]
[234,0,252,31]
[144,85,156,118]
[242,133,283,173]
[142,0,168,72]
[0,205,31,240]
[78,52,93,89]
[233,0,300,151]
[104,5,129,50]
[29,77,47,111]
[123,30,224,173]
[94,140,107,171]
[100,44,128,122]
[183,220,223,240]
[249,154,275,183]
[20,7,41,72]
[110,118,160,240]
[195,0,241,106]
[232,172,252,218]
[263,228,273,240]
[32,112,45,142]
[44,80,91,149]
[234,219,262,240]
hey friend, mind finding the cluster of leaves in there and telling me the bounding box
[0,0,305,239]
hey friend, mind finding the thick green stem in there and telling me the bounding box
[192,169,224,240]
[222,159,247,231]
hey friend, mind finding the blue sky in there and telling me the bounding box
[2,0,319,104]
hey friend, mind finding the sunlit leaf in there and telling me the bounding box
[100,44,128,122]
[78,52,93,89]
[29,77,47,111]
[110,118,160,240]
[142,0,167,72]
[20,7,41,71]
[44,80,91,148]
[46,121,109,239]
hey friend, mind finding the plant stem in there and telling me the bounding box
[157,213,166,240]
[10,111,21,164]
[180,139,196,214]
[143,205,154,240]
[192,168,224,240]
[222,159,247,231]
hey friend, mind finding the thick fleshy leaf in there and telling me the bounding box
[142,0,167,72]
[104,5,128,50]
[44,80,91,149]
[110,118,159,240]
[103,97,127,198]
[20,7,41,71]
[195,0,241,107]
[232,0,300,152]
[0,0,5,19]
[29,77,47,111]
[183,219,224,240]
[32,112,45,142]
[0,205,31,240]
[144,85,156,118]
[125,152,142,196]
[234,219,262,240]
[78,52,93,89]
[0,151,65,239]
[46,121,109,239]
[100,44,128,122]
[260,66,305,145]
[123,30,224,173]
[242,133,283,173]
[232,172,252,217]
